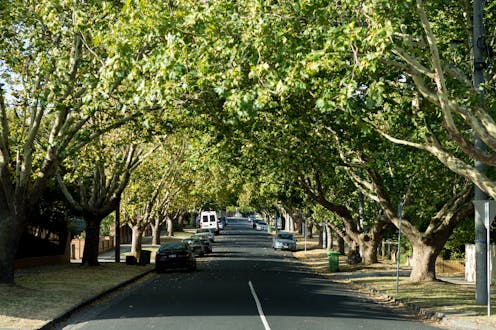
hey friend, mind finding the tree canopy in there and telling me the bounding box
[1,0,494,284]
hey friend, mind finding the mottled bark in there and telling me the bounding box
[131,225,144,255]
[166,217,174,237]
[373,167,473,281]
[150,222,161,245]
[360,236,381,264]
[409,242,444,282]
[325,224,332,250]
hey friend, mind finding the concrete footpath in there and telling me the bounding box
[435,277,496,330]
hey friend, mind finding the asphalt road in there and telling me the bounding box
[54,219,441,330]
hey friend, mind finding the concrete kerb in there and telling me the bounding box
[38,267,155,330]
[338,278,444,323]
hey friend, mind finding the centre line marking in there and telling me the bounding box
[248,280,271,330]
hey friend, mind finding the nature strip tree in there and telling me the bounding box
[369,166,473,281]
[319,121,475,281]
[0,1,155,283]
[335,136,474,281]
[300,168,388,264]
[122,134,194,251]
[123,153,172,253]
[57,138,152,266]
[310,204,347,252]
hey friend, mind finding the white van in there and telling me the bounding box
[200,211,219,234]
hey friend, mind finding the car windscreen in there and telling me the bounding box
[159,243,185,252]
[277,234,293,240]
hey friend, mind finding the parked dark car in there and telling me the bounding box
[155,242,197,272]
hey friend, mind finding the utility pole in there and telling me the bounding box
[114,198,121,263]
[473,0,487,305]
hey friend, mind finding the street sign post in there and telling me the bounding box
[396,202,403,296]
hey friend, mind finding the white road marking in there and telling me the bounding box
[248,280,271,330]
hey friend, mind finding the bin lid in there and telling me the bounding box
[327,251,341,255]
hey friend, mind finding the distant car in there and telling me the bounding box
[191,235,212,253]
[273,231,297,251]
[155,242,196,272]
[195,228,215,242]
[255,221,268,231]
[248,215,256,223]
[218,216,227,230]
[252,219,262,229]
[182,237,208,257]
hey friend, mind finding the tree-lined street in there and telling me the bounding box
[54,219,439,330]
[2,1,496,327]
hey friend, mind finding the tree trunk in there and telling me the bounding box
[409,241,444,282]
[329,229,334,250]
[151,222,161,245]
[307,222,314,239]
[166,217,174,237]
[177,213,185,228]
[318,226,323,247]
[337,236,345,254]
[82,216,104,266]
[325,224,332,250]
[360,239,380,264]
[131,225,144,255]
[0,211,26,283]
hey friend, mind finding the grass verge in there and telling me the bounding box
[2,262,153,329]
[292,245,496,327]
[2,231,198,329]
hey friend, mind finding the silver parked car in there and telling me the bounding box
[195,228,215,242]
[255,221,268,231]
[182,237,208,257]
[273,232,296,251]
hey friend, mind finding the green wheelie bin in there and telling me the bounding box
[139,250,151,265]
[327,251,340,272]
